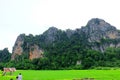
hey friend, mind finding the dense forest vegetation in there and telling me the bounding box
[1,33,120,70]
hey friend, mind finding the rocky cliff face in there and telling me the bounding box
[11,34,44,60]
[29,44,43,60]
[11,34,25,60]
[81,18,120,52]
[91,42,120,52]
[81,18,120,42]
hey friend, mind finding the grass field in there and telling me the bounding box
[0,70,120,80]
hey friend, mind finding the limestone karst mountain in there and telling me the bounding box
[11,18,120,60]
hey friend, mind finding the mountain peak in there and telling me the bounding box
[86,18,116,32]
[48,26,58,31]
[87,18,105,25]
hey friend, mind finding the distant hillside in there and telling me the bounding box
[2,18,120,70]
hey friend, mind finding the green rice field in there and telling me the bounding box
[0,70,120,80]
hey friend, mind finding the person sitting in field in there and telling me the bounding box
[18,73,22,80]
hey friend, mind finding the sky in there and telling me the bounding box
[0,0,120,52]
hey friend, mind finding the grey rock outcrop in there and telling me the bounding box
[82,18,120,52]
[81,18,120,42]
[66,29,75,38]
[42,27,59,43]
